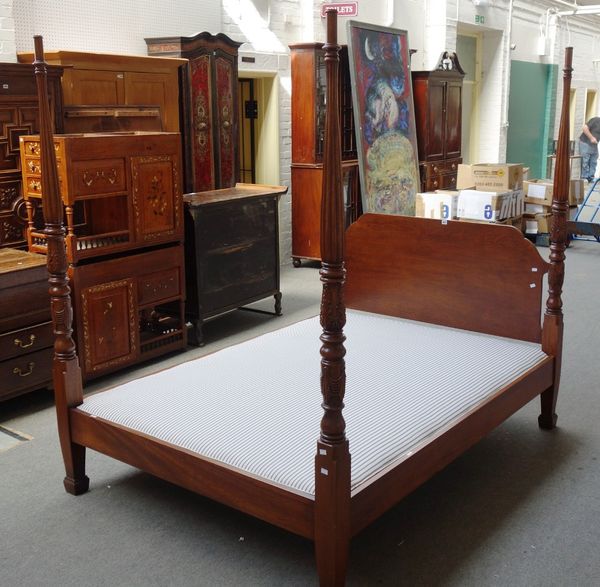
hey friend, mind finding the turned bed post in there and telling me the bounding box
[539,47,572,430]
[314,9,351,586]
[33,36,89,494]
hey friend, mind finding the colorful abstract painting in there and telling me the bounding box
[347,21,420,215]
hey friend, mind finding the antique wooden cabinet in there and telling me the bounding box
[0,249,53,401]
[290,43,360,266]
[70,244,185,381]
[145,32,242,193]
[20,132,183,263]
[19,131,186,380]
[0,63,63,250]
[183,184,286,346]
[17,51,186,133]
[412,52,465,192]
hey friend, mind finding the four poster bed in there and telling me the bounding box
[34,11,572,586]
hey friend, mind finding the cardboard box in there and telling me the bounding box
[525,202,547,214]
[457,189,523,222]
[415,190,458,219]
[525,178,585,207]
[524,213,552,234]
[471,163,523,192]
[456,164,475,190]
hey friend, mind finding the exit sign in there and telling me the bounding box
[475,14,485,24]
[321,2,358,17]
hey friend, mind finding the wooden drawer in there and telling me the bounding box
[71,158,127,196]
[195,197,276,250]
[423,159,460,178]
[0,321,53,361]
[0,347,53,397]
[138,266,181,306]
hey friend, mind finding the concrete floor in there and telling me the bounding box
[1,244,599,586]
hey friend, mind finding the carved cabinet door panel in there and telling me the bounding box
[80,278,138,375]
[190,55,215,192]
[131,155,182,243]
[444,81,462,160]
[213,52,237,189]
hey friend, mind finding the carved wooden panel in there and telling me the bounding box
[190,55,215,191]
[214,55,235,189]
[131,154,180,242]
[81,278,137,373]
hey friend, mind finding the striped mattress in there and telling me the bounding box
[79,310,548,496]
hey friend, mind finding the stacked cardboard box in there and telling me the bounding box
[455,163,524,228]
[415,190,459,220]
[523,178,584,234]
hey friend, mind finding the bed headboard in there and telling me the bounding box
[345,215,549,343]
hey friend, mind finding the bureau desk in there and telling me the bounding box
[183,183,287,345]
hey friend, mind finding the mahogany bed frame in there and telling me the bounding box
[33,12,572,586]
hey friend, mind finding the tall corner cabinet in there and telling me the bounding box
[290,43,361,266]
[145,32,242,194]
[411,51,465,192]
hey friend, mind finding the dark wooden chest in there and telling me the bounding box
[183,183,287,345]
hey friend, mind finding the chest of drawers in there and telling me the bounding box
[183,184,287,345]
[0,249,52,401]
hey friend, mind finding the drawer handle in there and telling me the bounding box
[14,334,36,349]
[13,362,35,377]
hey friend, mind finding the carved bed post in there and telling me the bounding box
[33,36,89,494]
[314,9,351,586]
[539,47,572,430]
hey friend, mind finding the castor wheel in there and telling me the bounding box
[292,258,301,267]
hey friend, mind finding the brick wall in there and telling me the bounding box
[0,0,15,62]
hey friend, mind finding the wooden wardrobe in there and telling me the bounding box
[145,32,242,193]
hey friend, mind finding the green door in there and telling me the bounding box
[506,61,556,179]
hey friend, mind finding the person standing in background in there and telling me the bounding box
[579,117,600,182]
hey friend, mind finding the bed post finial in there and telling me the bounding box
[539,46,572,430]
[33,35,89,494]
[314,9,351,586]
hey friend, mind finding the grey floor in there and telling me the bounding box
[1,244,599,587]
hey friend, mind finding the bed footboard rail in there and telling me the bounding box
[33,37,89,494]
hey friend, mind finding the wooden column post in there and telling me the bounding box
[314,9,351,586]
[33,36,89,494]
[539,47,572,430]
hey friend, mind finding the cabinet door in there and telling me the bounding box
[80,278,138,374]
[444,81,462,160]
[190,54,215,191]
[426,80,445,160]
[131,154,181,243]
[124,71,179,132]
[65,69,125,105]
[213,52,237,189]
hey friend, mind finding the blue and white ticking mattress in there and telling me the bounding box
[79,310,548,496]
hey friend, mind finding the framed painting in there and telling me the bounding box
[347,21,420,215]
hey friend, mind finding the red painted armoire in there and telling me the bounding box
[145,32,242,193]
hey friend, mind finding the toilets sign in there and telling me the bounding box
[321,2,358,17]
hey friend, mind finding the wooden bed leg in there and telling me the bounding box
[540,48,571,431]
[33,36,89,496]
[538,384,558,430]
[315,440,351,586]
[315,10,351,585]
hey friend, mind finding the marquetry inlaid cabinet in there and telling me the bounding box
[290,43,361,266]
[0,249,53,401]
[145,32,242,193]
[412,52,465,192]
[0,63,63,250]
[19,131,186,380]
